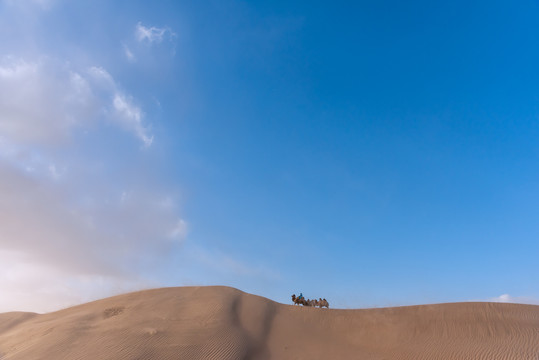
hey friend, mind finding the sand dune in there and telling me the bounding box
[0,286,538,359]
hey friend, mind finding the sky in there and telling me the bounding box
[1,0,539,312]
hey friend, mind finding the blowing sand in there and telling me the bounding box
[0,286,538,359]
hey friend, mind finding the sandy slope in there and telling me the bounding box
[0,286,538,360]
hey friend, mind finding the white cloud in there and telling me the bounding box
[135,22,169,44]
[113,94,153,147]
[126,22,177,60]
[0,57,97,145]
[87,66,153,146]
[489,294,539,305]
[0,5,188,314]
[123,44,136,62]
[0,56,179,313]
[88,65,115,88]
[492,294,512,303]
[0,57,153,147]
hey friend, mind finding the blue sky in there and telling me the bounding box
[1,0,538,312]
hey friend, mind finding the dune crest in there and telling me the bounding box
[0,286,538,359]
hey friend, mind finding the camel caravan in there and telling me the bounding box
[291,294,329,308]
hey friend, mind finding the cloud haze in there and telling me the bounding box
[0,84,183,312]
[0,16,181,311]
[0,3,270,313]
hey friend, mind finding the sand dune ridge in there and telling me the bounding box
[0,286,538,359]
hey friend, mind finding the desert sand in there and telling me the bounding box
[0,286,538,359]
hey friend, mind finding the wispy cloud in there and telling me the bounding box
[0,57,97,145]
[113,93,153,147]
[135,22,171,44]
[123,44,136,62]
[123,22,177,61]
[88,66,153,146]
[0,57,153,147]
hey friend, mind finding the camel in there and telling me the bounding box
[292,294,309,306]
[291,294,329,308]
[319,298,329,308]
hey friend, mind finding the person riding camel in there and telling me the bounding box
[298,293,304,300]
